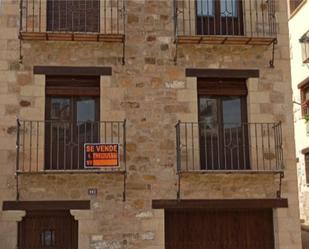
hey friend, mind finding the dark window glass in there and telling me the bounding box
[196,0,243,35]
[41,230,55,246]
[46,0,100,32]
[220,0,238,17]
[197,0,214,16]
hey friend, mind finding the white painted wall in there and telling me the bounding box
[289,0,309,223]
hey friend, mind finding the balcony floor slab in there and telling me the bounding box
[177,35,276,46]
[20,32,125,43]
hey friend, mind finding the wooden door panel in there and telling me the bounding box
[165,209,274,249]
[19,211,78,249]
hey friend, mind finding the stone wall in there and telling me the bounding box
[0,0,302,249]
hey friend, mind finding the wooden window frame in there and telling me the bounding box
[197,78,248,124]
[45,76,100,170]
[300,30,309,64]
[289,0,307,16]
[46,75,100,97]
[197,78,250,170]
[195,0,244,36]
[45,75,101,125]
[298,78,309,117]
[305,152,309,184]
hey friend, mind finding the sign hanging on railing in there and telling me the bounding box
[84,143,119,168]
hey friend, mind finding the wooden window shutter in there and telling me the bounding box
[197,78,248,96]
[46,76,100,96]
[300,84,309,117]
[47,0,100,32]
[305,153,309,184]
[290,0,304,13]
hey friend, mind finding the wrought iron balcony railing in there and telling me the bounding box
[16,119,126,173]
[174,0,277,45]
[19,0,126,42]
[175,121,283,173]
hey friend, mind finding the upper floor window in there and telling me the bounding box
[304,152,309,184]
[300,30,309,64]
[197,0,238,17]
[289,0,305,14]
[45,76,100,170]
[198,78,249,170]
[299,78,309,117]
[46,0,100,32]
[196,0,243,35]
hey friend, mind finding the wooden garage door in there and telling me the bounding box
[18,210,78,249]
[165,209,274,249]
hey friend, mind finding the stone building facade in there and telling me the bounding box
[0,0,302,249]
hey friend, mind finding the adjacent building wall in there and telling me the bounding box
[289,0,309,223]
[0,1,302,249]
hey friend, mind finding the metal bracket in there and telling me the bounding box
[276,172,284,198]
[19,38,23,64]
[16,118,21,201]
[123,171,127,201]
[174,38,178,65]
[177,172,181,200]
[15,173,20,201]
[269,39,277,68]
[18,0,24,64]
[122,119,127,201]
[122,36,126,65]
[173,0,179,65]
[175,120,181,200]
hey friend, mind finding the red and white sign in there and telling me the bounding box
[84,143,119,168]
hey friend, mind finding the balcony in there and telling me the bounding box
[174,0,277,45]
[19,0,125,42]
[176,121,284,173]
[16,119,126,173]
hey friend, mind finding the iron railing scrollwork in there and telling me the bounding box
[16,119,126,173]
[174,0,277,38]
[175,121,284,172]
[20,0,125,34]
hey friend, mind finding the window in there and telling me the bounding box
[46,0,100,32]
[45,76,100,170]
[290,0,305,14]
[198,78,249,170]
[300,31,309,63]
[299,78,309,117]
[41,230,56,247]
[196,0,243,35]
[305,153,309,184]
[197,0,238,17]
